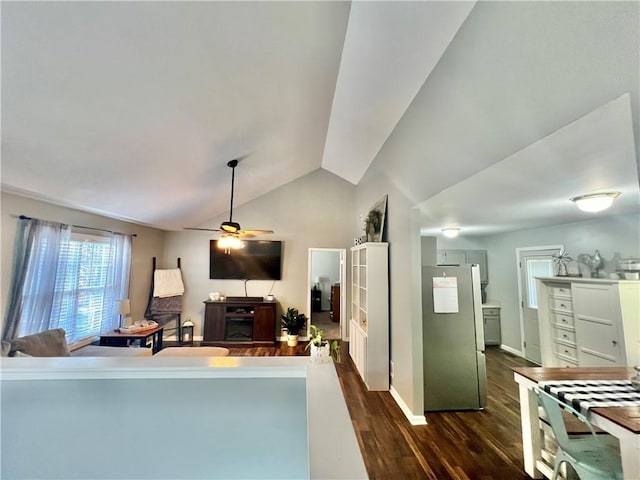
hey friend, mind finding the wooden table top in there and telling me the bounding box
[512,366,640,434]
[100,325,163,339]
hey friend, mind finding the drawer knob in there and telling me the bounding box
[563,334,568,338]
[612,340,617,346]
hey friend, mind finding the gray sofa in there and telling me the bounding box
[1,328,151,357]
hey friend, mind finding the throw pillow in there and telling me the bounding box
[10,328,71,357]
[1,340,11,357]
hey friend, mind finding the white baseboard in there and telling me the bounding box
[499,344,524,358]
[389,386,427,426]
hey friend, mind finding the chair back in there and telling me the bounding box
[534,387,597,454]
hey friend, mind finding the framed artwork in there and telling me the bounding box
[365,195,387,242]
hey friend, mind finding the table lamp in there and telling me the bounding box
[118,299,131,328]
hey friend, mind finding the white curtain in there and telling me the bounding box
[3,217,132,343]
[3,219,71,340]
[100,233,132,334]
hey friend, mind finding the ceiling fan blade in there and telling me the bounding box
[240,229,274,235]
[184,227,223,232]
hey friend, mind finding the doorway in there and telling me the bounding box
[516,246,562,364]
[307,248,346,340]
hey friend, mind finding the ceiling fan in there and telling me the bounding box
[186,160,274,248]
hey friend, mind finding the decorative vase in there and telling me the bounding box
[287,334,299,347]
[310,342,331,364]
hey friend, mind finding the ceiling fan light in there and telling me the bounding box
[570,192,620,213]
[441,227,461,238]
[218,235,245,251]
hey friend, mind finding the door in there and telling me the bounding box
[308,248,346,341]
[517,247,561,364]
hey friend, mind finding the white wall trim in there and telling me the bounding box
[515,245,563,358]
[389,386,427,426]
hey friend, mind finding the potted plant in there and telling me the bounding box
[281,307,307,347]
[364,209,382,242]
[306,325,341,364]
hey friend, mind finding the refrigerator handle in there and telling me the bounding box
[471,265,485,350]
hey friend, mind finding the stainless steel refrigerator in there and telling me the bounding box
[422,264,487,411]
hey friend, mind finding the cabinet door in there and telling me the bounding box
[253,305,276,341]
[204,304,225,341]
[444,250,466,265]
[483,314,501,345]
[573,283,623,365]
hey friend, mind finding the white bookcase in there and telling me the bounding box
[349,242,389,391]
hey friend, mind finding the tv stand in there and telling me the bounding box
[202,299,277,347]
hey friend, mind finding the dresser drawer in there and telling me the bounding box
[483,308,500,316]
[554,354,578,368]
[554,329,576,344]
[548,284,571,297]
[554,343,578,360]
[553,312,574,328]
[551,297,573,312]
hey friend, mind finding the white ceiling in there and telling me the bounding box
[417,94,640,237]
[1,1,473,231]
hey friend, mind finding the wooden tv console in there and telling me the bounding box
[202,297,277,347]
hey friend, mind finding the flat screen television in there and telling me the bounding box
[210,240,283,280]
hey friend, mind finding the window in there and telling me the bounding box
[17,227,131,344]
[52,232,114,342]
[526,258,554,309]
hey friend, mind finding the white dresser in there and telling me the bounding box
[537,277,640,367]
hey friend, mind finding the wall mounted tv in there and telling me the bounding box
[210,240,283,280]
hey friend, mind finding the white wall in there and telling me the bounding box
[355,1,639,417]
[1,192,166,331]
[162,169,355,339]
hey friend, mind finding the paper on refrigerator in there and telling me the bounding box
[432,276,459,313]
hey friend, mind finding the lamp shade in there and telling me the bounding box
[118,299,131,316]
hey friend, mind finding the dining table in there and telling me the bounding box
[512,366,640,480]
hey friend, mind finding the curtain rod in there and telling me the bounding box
[18,215,137,237]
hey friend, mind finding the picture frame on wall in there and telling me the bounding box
[366,195,387,242]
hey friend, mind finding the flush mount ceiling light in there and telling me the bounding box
[570,192,620,213]
[441,227,461,238]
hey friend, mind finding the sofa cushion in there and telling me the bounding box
[11,328,70,357]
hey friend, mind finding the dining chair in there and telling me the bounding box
[534,387,623,480]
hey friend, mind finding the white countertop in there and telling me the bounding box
[482,301,501,309]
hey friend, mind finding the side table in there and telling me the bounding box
[99,326,164,354]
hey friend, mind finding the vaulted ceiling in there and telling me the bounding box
[1,1,474,230]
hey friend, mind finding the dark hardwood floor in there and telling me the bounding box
[172,341,536,479]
